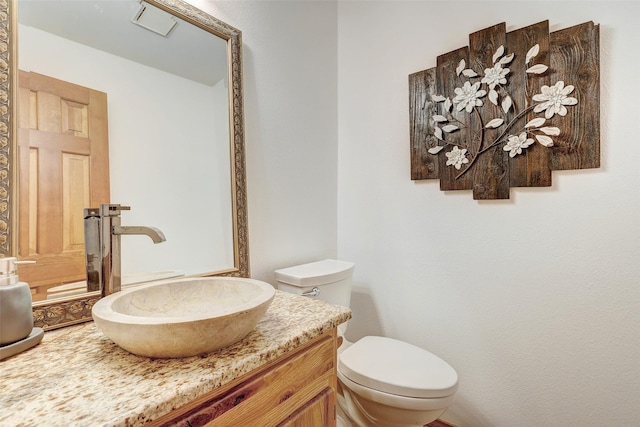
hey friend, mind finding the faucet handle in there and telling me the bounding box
[100,204,131,216]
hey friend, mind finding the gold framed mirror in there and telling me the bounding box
[0,0,249,330]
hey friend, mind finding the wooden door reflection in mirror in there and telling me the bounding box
[18,71,110,301]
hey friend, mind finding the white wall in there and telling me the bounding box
[195,1,339,280]
[338,1,640,426]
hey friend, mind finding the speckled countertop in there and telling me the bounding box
[0,291,351,427]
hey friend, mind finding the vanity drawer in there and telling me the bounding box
[150,329,337,427]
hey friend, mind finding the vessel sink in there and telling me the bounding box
[92,277,275,358]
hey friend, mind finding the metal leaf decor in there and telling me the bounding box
[409,20,600,200]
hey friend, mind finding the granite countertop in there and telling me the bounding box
[0,291,351,427]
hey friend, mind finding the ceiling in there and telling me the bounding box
[18,0,229,86]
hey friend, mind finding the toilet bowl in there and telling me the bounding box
[338,335,457,426]
[275,260,458,427]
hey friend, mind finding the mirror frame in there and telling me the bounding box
[0,0,249,330]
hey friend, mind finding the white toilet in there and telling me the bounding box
[275,259,458,427]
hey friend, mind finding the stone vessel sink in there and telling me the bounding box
[92,277,275,358]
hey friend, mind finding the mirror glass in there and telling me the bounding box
[2,0,248,325]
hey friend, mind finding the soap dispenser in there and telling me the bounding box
[0,257,44,360]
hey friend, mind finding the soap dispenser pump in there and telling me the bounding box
[0,257,44,360]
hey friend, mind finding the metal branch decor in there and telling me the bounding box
[409,20,600,199]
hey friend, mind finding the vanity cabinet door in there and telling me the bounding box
[279,387,335,427]
[149,329,338,427]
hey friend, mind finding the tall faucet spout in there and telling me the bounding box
[84,204,167,297]
[112,225,166,243]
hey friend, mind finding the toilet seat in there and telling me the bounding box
[339,336,458,399]
[338,370,456,411]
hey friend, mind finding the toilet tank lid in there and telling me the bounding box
[274,259,355,287]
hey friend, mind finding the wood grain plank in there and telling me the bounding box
[26,131,91,154]
[278,387,336,427]
[88,89,111,207]
[37,147,63,254]
[469,22,509,199]
[436,46,473,191]
[62,154,90,251]
[279,387,334,427]
[409,68,439,180]
[28,71,91,103]
[549,21,600,170]
[507,20,552,187]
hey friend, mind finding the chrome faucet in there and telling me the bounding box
[84,204,166,297]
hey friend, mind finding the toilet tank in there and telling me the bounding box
[274,259,355,308]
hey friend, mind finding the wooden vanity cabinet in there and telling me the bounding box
[148,329,339,427]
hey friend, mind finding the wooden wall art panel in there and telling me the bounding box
[409,20,600,200]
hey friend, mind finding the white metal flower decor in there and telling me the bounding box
[430,43,576,178]
[409,20,600,200]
